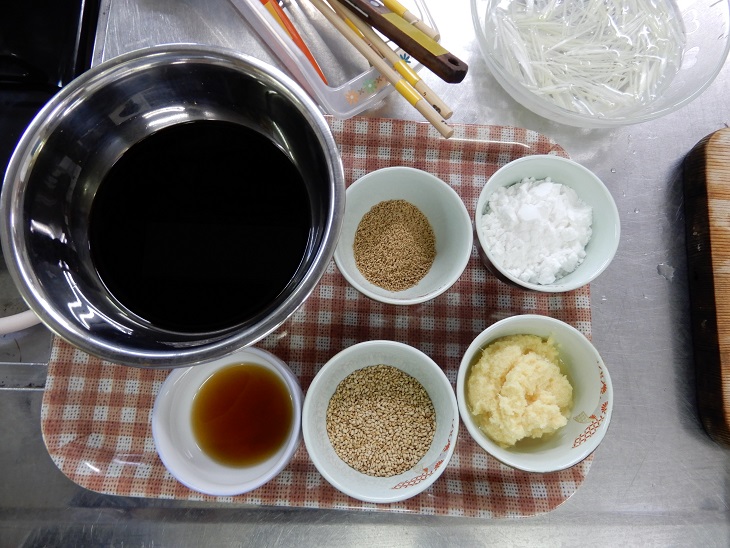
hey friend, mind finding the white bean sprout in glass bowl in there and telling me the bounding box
[471,0,730,128]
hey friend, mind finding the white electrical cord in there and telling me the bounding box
[0,309,41,335]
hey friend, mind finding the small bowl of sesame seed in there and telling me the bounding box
[302,339,459,504]
[333,166,473,305]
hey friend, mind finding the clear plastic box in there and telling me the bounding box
[230,0,437,118]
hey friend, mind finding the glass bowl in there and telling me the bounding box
[471,0,730,128]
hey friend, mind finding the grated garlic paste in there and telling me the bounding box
[466,334,573,448]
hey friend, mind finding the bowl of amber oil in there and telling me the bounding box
[474,154,621,292]
[302,340,459,503]
[333,166,473,305]
[152,347,302,496]
[456,314,613,473]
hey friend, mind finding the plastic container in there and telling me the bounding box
[231,0,437,118]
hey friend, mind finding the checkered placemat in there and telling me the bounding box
[41,117,594,518]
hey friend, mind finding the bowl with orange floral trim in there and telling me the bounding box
[456,314,613,473]
[302,340,458,503]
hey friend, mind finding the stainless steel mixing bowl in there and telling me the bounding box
[0,44,344,368]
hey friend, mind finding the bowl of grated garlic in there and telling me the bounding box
[456,314,613,473]
[475,154,620,293]
[334,166,473,305]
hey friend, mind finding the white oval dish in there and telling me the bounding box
[152,347,302,496]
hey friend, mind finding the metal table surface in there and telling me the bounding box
[1,0,729,545]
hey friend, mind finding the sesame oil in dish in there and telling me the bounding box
[191,363,294,467]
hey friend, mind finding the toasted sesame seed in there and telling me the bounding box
[353,200,436,292]
[325,364,436,477]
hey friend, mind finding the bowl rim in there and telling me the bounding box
[474,154,620,292]
[456,314,613,473]
[302,339,459,503]
[151,346,303,496]
[333,166,474,305]
[469,0,730,128]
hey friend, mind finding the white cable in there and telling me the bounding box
[0,309,41,335]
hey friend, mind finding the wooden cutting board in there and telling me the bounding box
[684,127,730,448]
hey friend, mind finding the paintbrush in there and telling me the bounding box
[336,0,467,83]
[260,0,328,83]
[308,0,454,138]
[327,0,452,118]
[381,0,440,41]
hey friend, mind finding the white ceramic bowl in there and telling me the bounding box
[456,314,613,473]
[472,0,730,128]
[334,166,473,305]
[302,340,459,503]
[475,154,620,292]
[152,347,302,496]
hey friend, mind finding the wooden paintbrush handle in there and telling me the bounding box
[309,0,454,138]
[338,0,468,84]
[381,0,440,41]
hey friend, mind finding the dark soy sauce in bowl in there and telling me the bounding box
[89,120,311,333]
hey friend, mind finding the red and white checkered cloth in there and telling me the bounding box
[41,118,593,518]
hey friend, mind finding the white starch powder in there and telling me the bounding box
[480,177,593,285]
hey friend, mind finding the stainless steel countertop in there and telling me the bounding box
[1,0,729,545]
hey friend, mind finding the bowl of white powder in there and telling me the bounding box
[475,154,620,292]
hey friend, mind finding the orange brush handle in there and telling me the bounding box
[260,0,328,84]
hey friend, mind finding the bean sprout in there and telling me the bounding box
[487,0,686,118]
